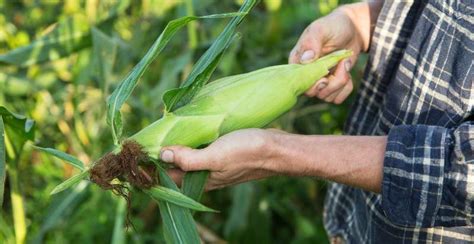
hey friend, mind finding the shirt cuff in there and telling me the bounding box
[381,124,450,227]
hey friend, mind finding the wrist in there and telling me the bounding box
[264,132,321,176]
[262,131,291,174]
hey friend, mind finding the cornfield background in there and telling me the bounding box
[0,0,364,243]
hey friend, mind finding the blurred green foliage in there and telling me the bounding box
[0,0,363,243]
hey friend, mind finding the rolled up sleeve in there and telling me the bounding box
[381,121,474,228]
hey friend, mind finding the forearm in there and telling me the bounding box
[340,0,384,52]
[269,134,387,193]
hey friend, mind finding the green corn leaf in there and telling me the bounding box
[0,116,5,206]
[181,170,209,201]
[151,52,193,110]
[111,197,127,244]
[162,50,228,112]
[163,0,258,112]
[106,12,245,145]
[155,165,200,244]
[0,14,91,67]
[145,185,217,213]
[0,106,35,155]
[50,170,89,195]
[33,146,84,171]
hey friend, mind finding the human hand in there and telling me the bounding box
[160,129,284,191]
[289,4,371,104]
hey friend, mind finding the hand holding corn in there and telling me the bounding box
[288,2,381,104]
[160,127,387,193]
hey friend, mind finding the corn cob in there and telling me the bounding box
[129,50,352,157]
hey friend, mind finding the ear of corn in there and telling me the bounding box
[130,49,352,157]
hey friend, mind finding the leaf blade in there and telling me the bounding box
[181,171,209,201]
[163,0,257,112]
[33,146,84,171]
[155,165,200,244]
[50,171,89,195]
[145,186,217,212]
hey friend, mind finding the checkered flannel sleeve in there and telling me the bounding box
[381,120,474,228]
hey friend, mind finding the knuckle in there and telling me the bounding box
[308,22,321,32]
[342,77,350,85]
[181,160,194,171]
[318,92,328,99]
[324,97,333,103]
[305,89,317,97]
[348,80,354,89]
[334,98,344,104]
[253,134,268,151]
[177,154,192,171]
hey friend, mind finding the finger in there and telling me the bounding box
[166,168,185,186]
[288,47,299,64]
[297,25,324,64]
[317,59,351,99]
[323,87,342,103]
[289,24,324,64]
[305,78,328,97]
[333,80,353,104]
[160,146,210,171]
[266,128,288,134]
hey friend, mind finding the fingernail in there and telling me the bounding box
[345,59,351,72]
[300,50,315,63]
[318,82,327,90]
[161,150,174,163]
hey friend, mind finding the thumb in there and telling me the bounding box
[160,146,209,171]
[297,28,324,64]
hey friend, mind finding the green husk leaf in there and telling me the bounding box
[33,146,84,171]
[181,171,209,201]
[50,170,89,195]
[145,186,217,212]
[0,14,91,67]
[106,12,245,145]
[111,197,127,244]
[155,165,200,244]
[0,116,5,205]
[131,114,225,157]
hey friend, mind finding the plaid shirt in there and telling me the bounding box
[324,0,474,243]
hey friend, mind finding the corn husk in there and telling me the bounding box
[130,50,352,156]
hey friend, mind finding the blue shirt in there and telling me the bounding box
[324,1,474,243]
